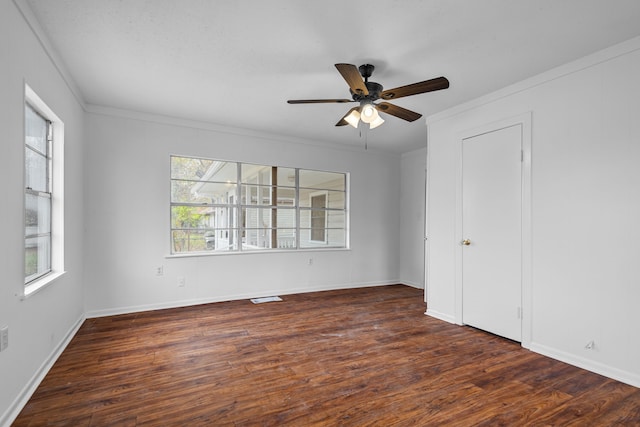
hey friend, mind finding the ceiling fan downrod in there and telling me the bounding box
[358,64,375,83]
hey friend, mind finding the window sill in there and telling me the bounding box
[21,271,66,300]
[165,247,350,259]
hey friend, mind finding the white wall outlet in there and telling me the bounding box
[585,340,595,350]
[0,326,8,352]
[177,276,186,287]
[156,265,164,276]
[308,258,313,265]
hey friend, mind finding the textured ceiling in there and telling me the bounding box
[23,0,640,153]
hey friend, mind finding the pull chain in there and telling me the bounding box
[360,125,368,150]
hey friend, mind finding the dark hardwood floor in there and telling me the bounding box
[13,285,640,426]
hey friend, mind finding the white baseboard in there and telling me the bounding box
[529,342,640,389]
[398,280,424,290]
[86,281,400,318]
[425,308,456,324]
[1,314,86,427]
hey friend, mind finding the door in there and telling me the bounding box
[462,124,522,342]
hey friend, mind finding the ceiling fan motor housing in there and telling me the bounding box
[351,81,383,101]
[351,64,382,101]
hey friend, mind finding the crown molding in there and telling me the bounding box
[426,35,640,125]
[12,0,86,110]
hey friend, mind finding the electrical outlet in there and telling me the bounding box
[177,276,186,287]
[585,340,595,350]
[308,258,313,265]
[156,266,164,276]
[0,326,8,352]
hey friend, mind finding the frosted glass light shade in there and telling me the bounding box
[360,103,379,124]
[369,115,384,129]
[344,109,360,128]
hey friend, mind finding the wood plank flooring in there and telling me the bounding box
[13,285,640,426]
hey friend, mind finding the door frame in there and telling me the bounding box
[454,112,532,348]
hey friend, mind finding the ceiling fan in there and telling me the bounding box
[287,63,449,129]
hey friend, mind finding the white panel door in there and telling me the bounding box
[462,124,522,342]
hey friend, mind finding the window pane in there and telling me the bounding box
[311,194,326,208]
[171,157,216,180]
[25,235,51,281]
[25,105,48,153]
[299,189,345,209]
[25,193,51,236]
[25,147,48,192]
[241,185,270,205]
[241,185,295,206]
[171,180,236,204]
[276,229,296,249]
[275,188,296,205]
[171,206,236,229]
[311,210,327,232]
[172,229,238,252]
[243,208,296,229]
[243,229,296,250]
[299,170,345,190]
[243,228,272,249]
[300,210,345,229]
[300,229,345,248]
[276,168,296,187]
[171,157,237,182]
[241,164,295,187]
[243,207,273,228]
[311,227,325,242]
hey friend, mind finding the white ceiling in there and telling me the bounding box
[24,0,640,153]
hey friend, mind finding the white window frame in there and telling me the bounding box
[169,156,348,255]
[23,85,65,298]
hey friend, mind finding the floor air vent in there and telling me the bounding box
[250,296,283,304]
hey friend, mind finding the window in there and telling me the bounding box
[24,105,52,283]
[298,169,346,249]
[24,85,64,295]
[170,156,348,254]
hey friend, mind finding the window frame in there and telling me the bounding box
[23,85,65,297]
[169,156,348,255]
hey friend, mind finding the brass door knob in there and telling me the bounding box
[462,239,471,246]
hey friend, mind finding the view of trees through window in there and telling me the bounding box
[170,156,347,254]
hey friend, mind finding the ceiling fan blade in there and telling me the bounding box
[380,76,449,100]
[336,107,360,126]
[376,102,422,122]
[335,63,369,96]
[288,99,354,104]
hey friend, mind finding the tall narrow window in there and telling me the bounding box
[23,85,64,296]
[25,104,52,284]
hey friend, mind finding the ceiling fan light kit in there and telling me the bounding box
[369,114,384,129]
[288,63,449,130]
[344,108,361,128]
[360,102,378,123]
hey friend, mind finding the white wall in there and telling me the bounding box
[399,147,427,290]
[426,36,640,387]
[83,111,402,316]
[0,0,405,421]
[0,0,86,424]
